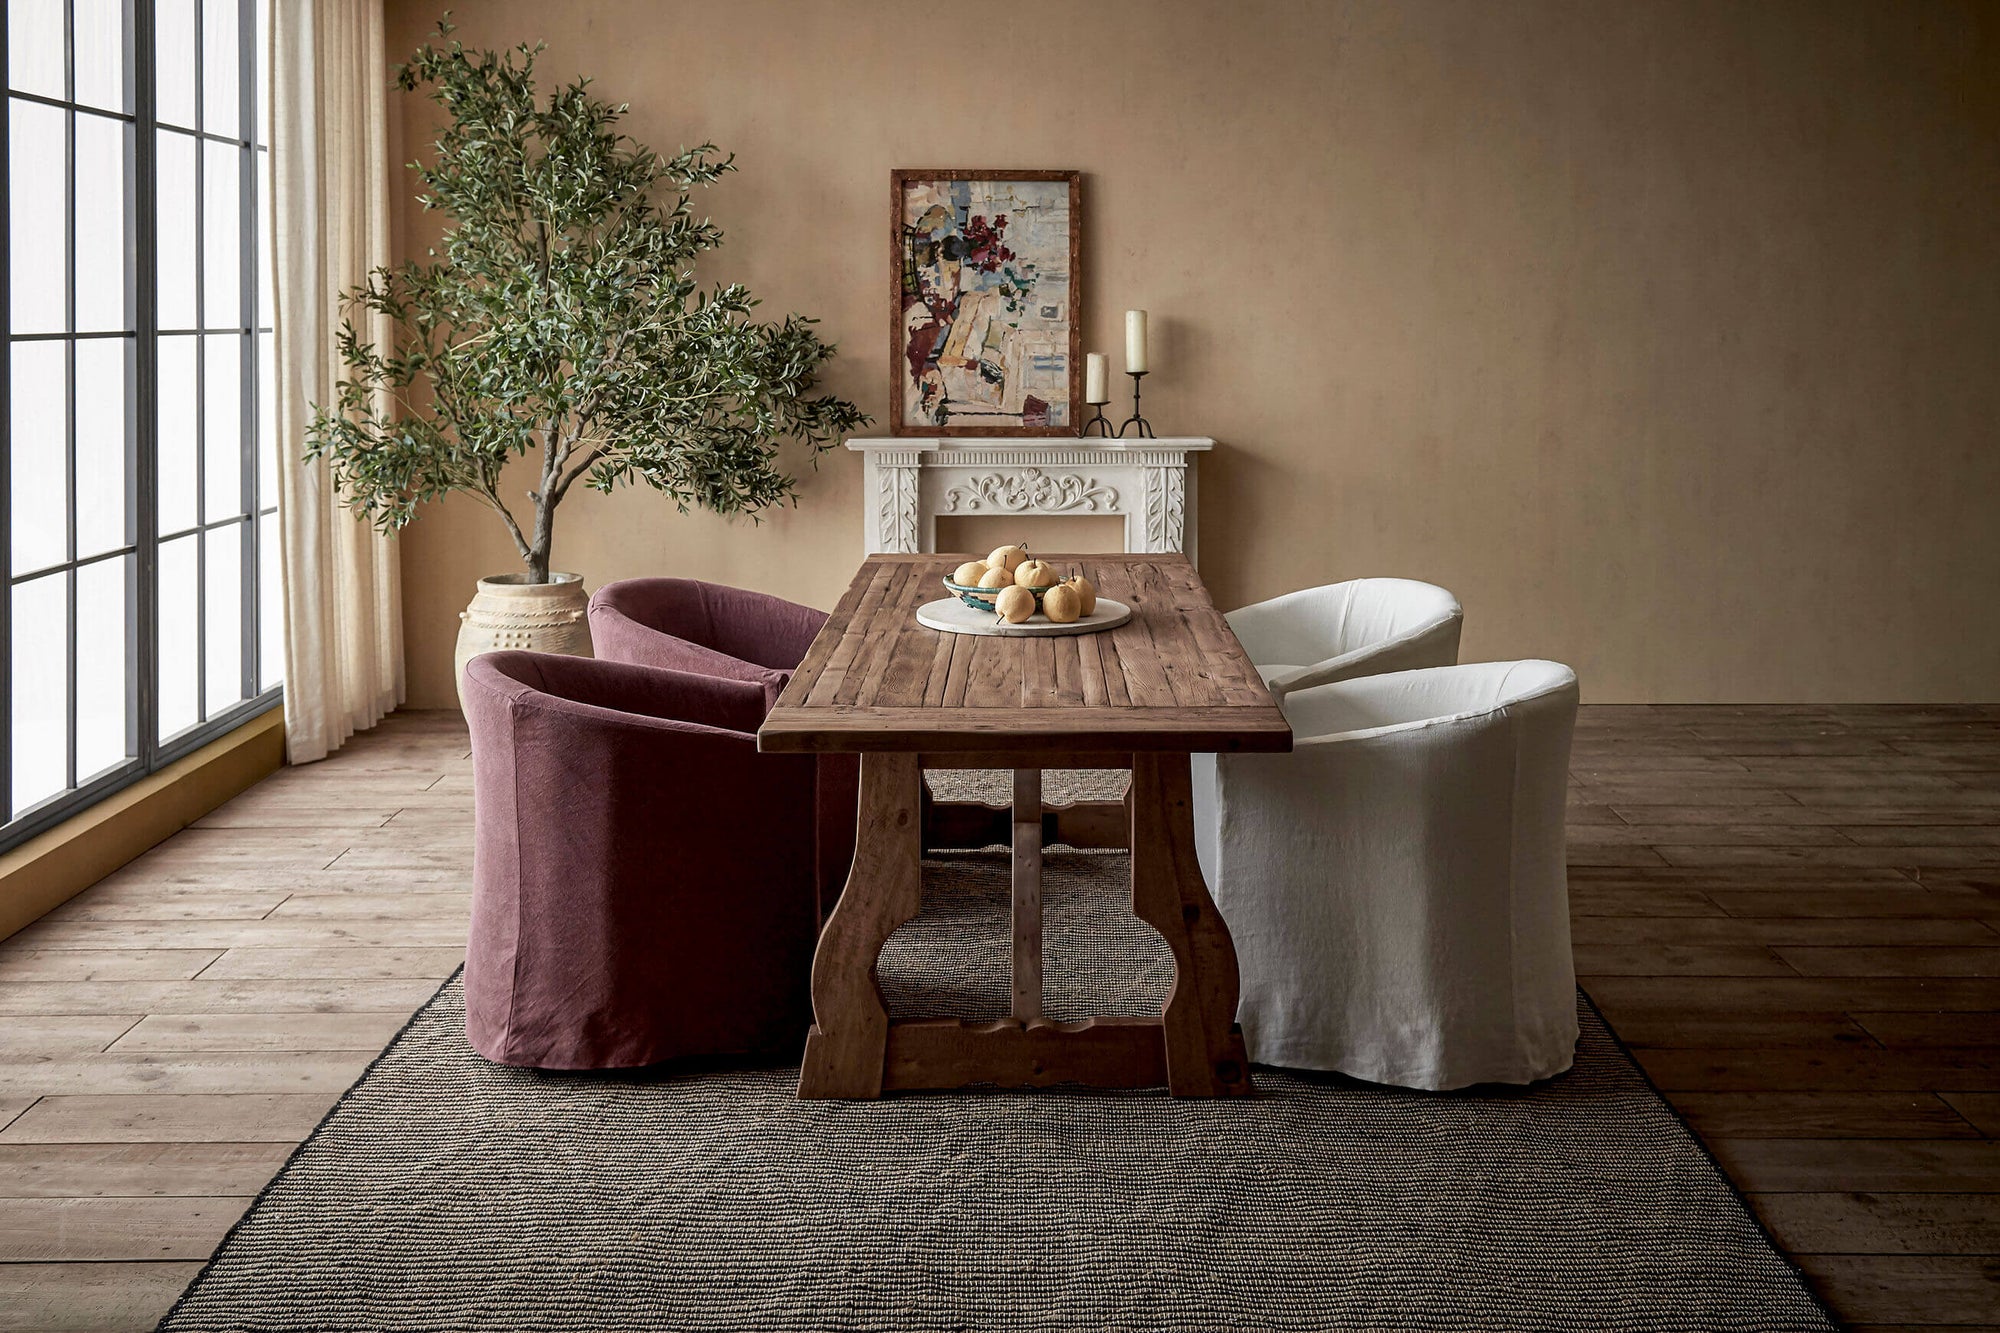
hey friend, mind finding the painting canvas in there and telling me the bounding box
[892,170,1081,436]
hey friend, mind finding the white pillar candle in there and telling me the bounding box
[1084,353,1108,404]
[1124,310,1149,374]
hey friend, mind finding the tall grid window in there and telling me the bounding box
[3,0,278,851]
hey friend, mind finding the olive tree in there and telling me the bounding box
[307,23,867,581]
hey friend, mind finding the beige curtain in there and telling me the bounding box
[269,0,403,764]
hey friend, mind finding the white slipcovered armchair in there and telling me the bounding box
[1225,579,1463,698]
[1192,660,1580,1090]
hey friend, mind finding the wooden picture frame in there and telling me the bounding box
[890,169,1083,437]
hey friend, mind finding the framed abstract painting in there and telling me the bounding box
[891,169,1082,436]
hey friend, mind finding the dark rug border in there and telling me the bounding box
[1576,985,1847,1332]
[157,968,1845,1333]
[154,964,469,1332]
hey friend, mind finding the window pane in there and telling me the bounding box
[157,533,199,737]
[76,554,132,780]
[255,148,270,326]
[10,572,69,815]
[74,337,129,557]
[72,0,127,113]
[155,129,197,328]
[201,0,239,138]
[6,0,66,99]
[74,111,129,333]
[157,334,198,533]
[201,139,240,325]
[254,0,268,146]
[10,341,69,575]
[258,509,281,689]
[155,0,197,129]
[203,333,241,517]
[10,99,68,334]
[203,523,243,713]
[256,329,274,503]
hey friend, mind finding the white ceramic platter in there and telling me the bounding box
[915,596,1133,638]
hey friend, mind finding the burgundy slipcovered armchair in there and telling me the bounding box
[588,578,857,919]
[461,651,819,1070]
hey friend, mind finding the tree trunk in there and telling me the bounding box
[526,499,554,584]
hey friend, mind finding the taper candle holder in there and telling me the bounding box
[1078,402,1114,438]
[1116,371,1154,439]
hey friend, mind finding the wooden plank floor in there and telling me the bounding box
[1,705,1997,1329]
[1569,703,2000,1332]
[0,711,474,1332]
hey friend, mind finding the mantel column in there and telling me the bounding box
[864,449,924,555]
[1140,458,1191,557]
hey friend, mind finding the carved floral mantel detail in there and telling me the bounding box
[942,468,1119,515]
[1146,464,1187,553]
[879,461,920,554]
[846,436,1214,559]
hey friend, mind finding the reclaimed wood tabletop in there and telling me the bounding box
[757,553,1292,758]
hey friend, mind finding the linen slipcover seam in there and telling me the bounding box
[498,691,528,1061]
[1292,670,1578,748]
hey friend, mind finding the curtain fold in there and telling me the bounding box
[270,0,404,764]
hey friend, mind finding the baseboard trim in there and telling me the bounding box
[0,709,287,943]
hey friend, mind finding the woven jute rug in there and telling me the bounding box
[160,849,1834,1332]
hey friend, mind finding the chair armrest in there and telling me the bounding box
[478,653,770,736]
[588,602,780,684]
[1262,647,1379,698]
[1264,612,1464,697]
[599,662,772,735]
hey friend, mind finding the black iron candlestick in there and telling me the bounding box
[1078,402,1114,438]
[1116,371,1154,439]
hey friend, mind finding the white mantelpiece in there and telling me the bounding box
[845,436,1213,560]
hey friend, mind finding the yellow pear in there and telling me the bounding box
[1066,574,1098,616]
[1015,558,1056,588]
[1041,583,1082,623]
[953,560,988,586]
[994,584,1036,624]
[987,544,1028,575]
[976,566,1013,590]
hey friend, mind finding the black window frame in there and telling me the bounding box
[2,0,279,854]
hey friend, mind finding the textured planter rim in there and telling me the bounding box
[475,572,586,590]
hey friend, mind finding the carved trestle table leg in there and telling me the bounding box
[800,749,1250,1099]
[798,752,924,1099]
[1129,752,1255,1097]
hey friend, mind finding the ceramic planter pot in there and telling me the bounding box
[453,572,593,707]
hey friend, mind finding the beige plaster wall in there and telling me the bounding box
[383,0,2000,706]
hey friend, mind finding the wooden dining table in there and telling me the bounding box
[757,553,1292,1099]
